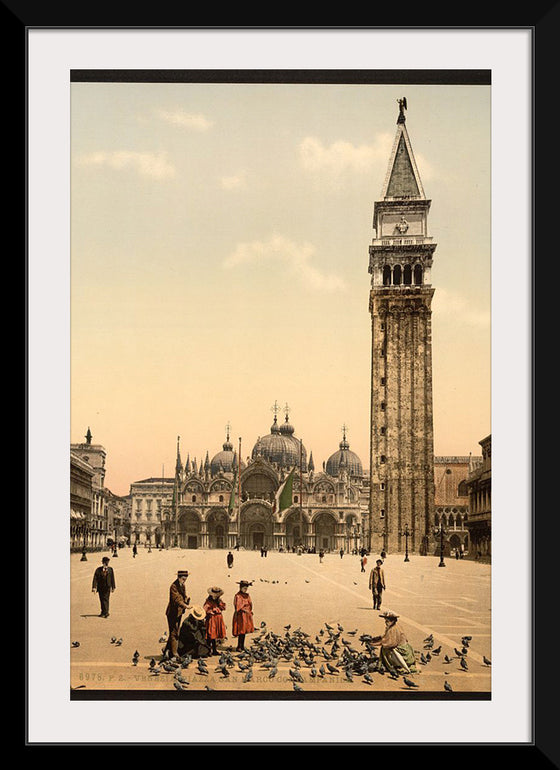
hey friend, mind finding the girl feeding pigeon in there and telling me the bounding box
[232,580,255,652]
[370,611,418,675]
[203,586,227,655]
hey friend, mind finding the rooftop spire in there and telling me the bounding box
[381,98,425,200]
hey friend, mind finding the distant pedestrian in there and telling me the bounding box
[227,551,234,569]
[319,549,324,564]
[91,556,116,618]
[263,547,268,558]
[455,549,460,560]
[163,570,190,660]
[369,559,386,610]
[232,580,254,652]
[339,548,344,559]
[132,543,138,558]
[360,555,368,573]
[204,586,227,656]
[380,550,387,561]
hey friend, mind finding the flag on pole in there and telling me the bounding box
[274,468,295,514]
[228,468,238,515]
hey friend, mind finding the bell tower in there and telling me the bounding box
[368,98,436,555]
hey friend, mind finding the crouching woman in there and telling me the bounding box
[371,611,418,674]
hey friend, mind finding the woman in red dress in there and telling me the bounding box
[232,580,255,652]
[203,586,226,655]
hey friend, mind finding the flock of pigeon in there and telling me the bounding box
[127,622,492,693]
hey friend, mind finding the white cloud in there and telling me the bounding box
[434,288,490,328]
[223,235,346,293]
[299,133,394,174]
[76,150,175,179]
[220,173,246,190]
[157,109,214,131]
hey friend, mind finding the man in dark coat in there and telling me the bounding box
[164,570,190,659]
[92,556,116,618]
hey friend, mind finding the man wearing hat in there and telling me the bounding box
[178,605,210,659]
[370,611,418,674]
[92,556,116,618]
[368,559,386,610]
[232,580,254,652]
[163,570,190,659]
[203,587,226,655]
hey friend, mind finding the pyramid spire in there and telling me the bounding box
[381,97,425,200]
[175,435,183,477]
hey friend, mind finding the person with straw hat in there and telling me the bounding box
[178,605,210,659]
[203,586,226,655]
[370,610,418,675]
[232,580,255,652]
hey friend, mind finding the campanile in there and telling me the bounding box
[368,98,436,555]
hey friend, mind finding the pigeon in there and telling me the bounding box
[460,657,469,671]
[454,648,464,657]
[174,681,187,691]
[444,655,452,664]
[403,676,419,688]
[110,637,117,644]
[483,656,492,666]
[420,653,428,665]
[115,638,123,646]
[268,667,278,679]
[424,634,434,643]
[260,621,266,628]
[149,658,157,669]
[432,646,442,655]
[158,636,167,644]
[243,670,253,683]
[326,663,340,674]
[363,673,374,685]
[461,647,469,656]
[444,681,453,693]
[175,673,189,685]
[310,667,317,678]
[71,641,80,648]
[305,579,310,583]
[204,685,214,691]
[293,681,303,692]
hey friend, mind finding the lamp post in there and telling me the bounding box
[434,523,447,567]
[403,524,410,562]
[80,521,88,561]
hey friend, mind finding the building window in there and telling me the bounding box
[380,377,386,386]
[192,495,196,503]
[380,427,386,435]
[380,483,385,490]
[380,402,386,411]
[380,509,385,518]
[219,495,224,502]
[380,455,386,464]
[294,495,299,503]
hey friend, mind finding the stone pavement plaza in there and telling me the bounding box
[70,547,491,696]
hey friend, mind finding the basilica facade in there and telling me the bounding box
[155,413,369,553]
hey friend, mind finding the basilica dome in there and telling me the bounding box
[252,414,308,471]
[326,431,363,477]
[210,432,244,475]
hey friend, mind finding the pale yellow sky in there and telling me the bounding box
[70,81,491,496]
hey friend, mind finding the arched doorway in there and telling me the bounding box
[239,503,274,550]
[207,509,229,549]
[178,510,201,549]
[314,511,337,551]
[284,508,308,550]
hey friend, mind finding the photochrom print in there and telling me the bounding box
[69,71,492,700]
